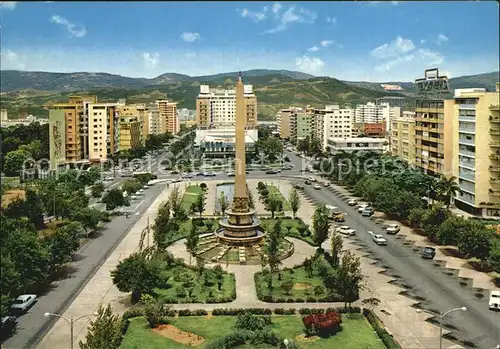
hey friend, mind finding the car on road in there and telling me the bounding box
[203,172,216,177]
[0,316,17,336]
[421,247,436,260]
[372,234,387,245]
[313,184,321,190]
[308,176,317,182]
[386,224,400,235]
[489,290,500,311]
[195,171,204,176]
[323,182,330,187]
[304,180,311,185]
[357,204,369,213]
[336,225,356,236]
[361,207,374,217]
[227,171,235,177]
[10,294,37,314]
[265,169,278,174]
[347,199,358,206]
[293,183,305,190]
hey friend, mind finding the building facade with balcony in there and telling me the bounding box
[326,137,387,154]
[276,108,300,140]
[196,85,257,128]
[451,85,500,217]
[156,100,179,135]
[194,127,258,158]
[296,113,313,140]
[119,115,142,151]
[390,115,416,165]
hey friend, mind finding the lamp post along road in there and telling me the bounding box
[44,312,97,349]
[416,307,467,349]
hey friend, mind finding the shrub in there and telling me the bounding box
[235,313,272,331]
[363,309,401,349]
[175,286,187,298]
[122,308,145,320]
[200,183,207,190]
[178,309,208,316]
[306,297,317,303]
[314,285,325,296]
[257,182,266,190]
[295,298,305,303]
[260,189,269,197]
[302,311,343,337]
[274,308,285,315]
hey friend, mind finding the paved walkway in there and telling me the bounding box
[37,183,181,349]
[327,180,499,292]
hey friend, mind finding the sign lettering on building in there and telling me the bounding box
[415,68,450,96]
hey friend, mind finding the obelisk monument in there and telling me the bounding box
[232,72,249,213]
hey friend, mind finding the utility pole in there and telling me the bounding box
[147,216,150,248]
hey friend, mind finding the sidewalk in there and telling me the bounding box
[37,183,179,349]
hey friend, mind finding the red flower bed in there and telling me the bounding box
[302,312,342,337]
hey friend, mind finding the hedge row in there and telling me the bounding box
[258,294,343,303]
[363,308,401,349]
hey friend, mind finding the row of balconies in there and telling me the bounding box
[490,104,500,111]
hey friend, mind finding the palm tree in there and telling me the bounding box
[436,175,461,208]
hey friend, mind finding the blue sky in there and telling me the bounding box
[1,1,498,81]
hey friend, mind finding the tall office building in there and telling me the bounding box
[87,103,119,162]
[390,113,416,164]
[117,104,147,144]
[276,108,301,139]
[296,113,313,140]
[451,85,500,216]
[311,105,354,149]
[196,84,257,128]
[156,100,179,135]
[413,69,454,176]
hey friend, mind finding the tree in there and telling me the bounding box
[266,194,283,219]
[213,265,224,290]
[91,182,105,198]
[329,229,343,267]
[72,208,102,235]
[141,294,170,329]
[154,202,171,249]
[169,186,187,220]
[337,250,364,308]
[218,192,229,215]
[3,149,32,176]
[265,219,282,288]
[194,192,205,217]
[312,205,331,252]
[122,179,141,195]
[282,280,293,295]
[101,188,126,211]
[79,304,122,349]
[457,224,494,264]
[185,223,199,266]
[289,188,301,219]
[435,215,467,246]
[488,238,500,273]
[111,252,162,303]
[45,221,81,268]
[196,255,206,276]
[436,176,461,208]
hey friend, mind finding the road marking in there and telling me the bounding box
[133,200,145,212]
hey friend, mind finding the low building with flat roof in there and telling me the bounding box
[326,137,388,154]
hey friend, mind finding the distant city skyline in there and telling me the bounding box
[0,1,498,82]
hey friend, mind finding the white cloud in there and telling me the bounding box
[308,46,319,52]
[436,33,449,45]
[264,5,317,34]
[0,1,17,10]
[420,39,426,44]
[50,15,86,38]
[375,48,444,73]
[320,40,334,47]
[180,32,200,42]
[370,36,415,59]
[272,2,282,16]
[143,52,159,68]
[296,55,325,73]
[3,49,17,61]
[238,8,267,22]
[326,16,337,24]
[1,49,25,69]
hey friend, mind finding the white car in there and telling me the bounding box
[489,290,500,311]
[357,204,369,213]
[386,224,400,235]
[372,234,387,245]
[313,184,321,190]
[336,225,356,236]
[308,176,317,182]
[10,294,37,313]
[347,199,358,206]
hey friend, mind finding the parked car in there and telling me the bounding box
[10,294,37,314]
[0,316,17,335]
[227,171,235,177]
[323,182,330,187]
[347,199,358,206]
[357,204,369,213]
[421,247,436,259]
[304,180,312,185]
[489,290,500,311]
[308,176,317,182]
[313,184,321,190]
[361,207,374,217]
[336,225,356,236]
[203,172,216,177]
[372,234,387,245]
[266,169,278,174]
[386,224,400,235]
[293,183,305,190]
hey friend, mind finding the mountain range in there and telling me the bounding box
[0,69,498,119]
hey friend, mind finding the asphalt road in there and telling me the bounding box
[286,151,500,348]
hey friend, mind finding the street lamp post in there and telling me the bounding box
[44,312,98,349]
[416,307,467,349]
[283,338,290,349]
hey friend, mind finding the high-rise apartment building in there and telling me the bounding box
[119,115,142,151]
[277,108,301,139]
[156,100,179,135]
[117,104,147,143]
[49,102,83,167]
[88,103,119,162]
[196,85,257,128]
[390,114,416,164]
[451,85,500,216]
[296,113,313,140]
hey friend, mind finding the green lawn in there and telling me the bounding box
[154,264,236,304]
[267,185,292,211]
[181,185,204,211]
[255,264,327,302]
[121,315,385,349]
[260,218,317,246]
